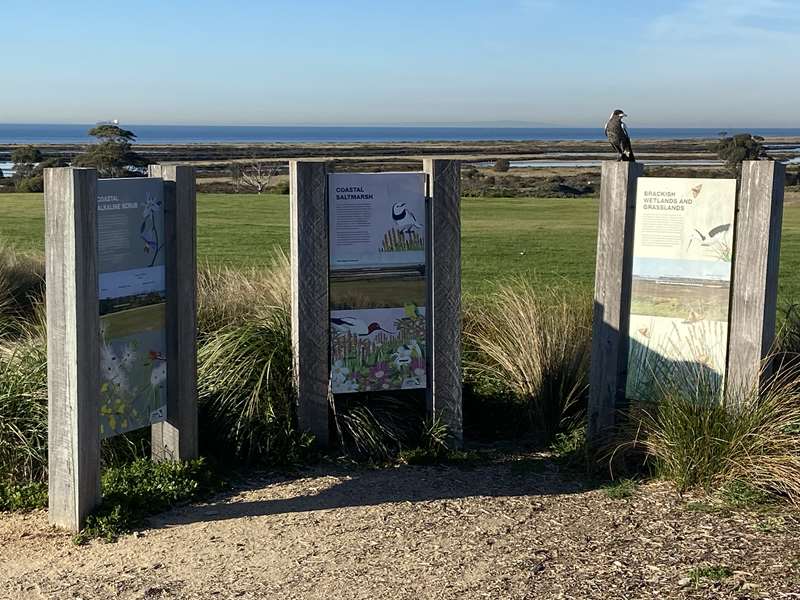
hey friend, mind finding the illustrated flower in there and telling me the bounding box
[331,360,350,384]
[332,378,358,393]
[150,360,167,387]
[370,362,390,381]
[120,343,137,368]
[408,339,423,358]
[100,344,129,392]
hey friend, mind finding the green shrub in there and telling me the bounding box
[0,481,47,512]
[14,175,44,193]
[494,158,510,172]
[75,457,225,543]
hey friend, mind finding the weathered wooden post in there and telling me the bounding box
[290,160,331,445]
[727,160,786,398]
[424,159,463,445]
[45,167,101,530]
[149,165,199,461]
[45,165,198,531]
[587,161,642,445]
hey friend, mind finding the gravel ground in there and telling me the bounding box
[2,457,799,599]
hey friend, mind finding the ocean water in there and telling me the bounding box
[1,123,799,144]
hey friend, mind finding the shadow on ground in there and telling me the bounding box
[152,454,598,528]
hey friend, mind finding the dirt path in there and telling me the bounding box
[2,459,799,599]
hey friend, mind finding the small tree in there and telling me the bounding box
[714,133,769,173]
[11,146,43,180]
[494,158,511,173]
[74,125,146,177]
[240,160,280,194]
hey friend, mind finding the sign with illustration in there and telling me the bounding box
[330,305,426,394]
[96,178,168,438]
[329,172,426,270]
[626,177,736,401]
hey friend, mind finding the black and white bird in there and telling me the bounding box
[392,202,422,234]
[687,224,731,250]
[605,109,636,162]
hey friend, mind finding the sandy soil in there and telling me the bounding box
[2,459,799,600]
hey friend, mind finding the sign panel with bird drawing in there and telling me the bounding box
[96,178,168,438]
[329,172,426,270]
[626,177,736,402]
[330,305,426,393]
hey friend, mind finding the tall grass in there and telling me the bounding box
[617,360,800,503]
[464,280,591,442]
[196,251,309,463]
[0,246,44,337]
[0,307,48,484]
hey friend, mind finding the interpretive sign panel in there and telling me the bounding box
[626,177,736,401]
[96,178,167,437]
[329,172,426,270]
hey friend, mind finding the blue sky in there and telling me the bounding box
[2,0,798,126]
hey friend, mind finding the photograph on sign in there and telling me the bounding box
[626,178,736,401]
[96,178,167,437]
[329,172,426,270]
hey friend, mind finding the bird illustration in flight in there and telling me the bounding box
[605,109,636,162]
[330,317,394,337]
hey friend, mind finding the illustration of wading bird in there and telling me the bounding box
[392,202,422,234]
[330,317,394,337]
[687,224,731,251]
[605,109,636,162]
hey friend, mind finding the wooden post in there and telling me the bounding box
[45,167,101,531]
[423,159,463,446]
[587,161,643,445]
[149,165,199,461]
[290,160,330,445]
[727,160,785,399]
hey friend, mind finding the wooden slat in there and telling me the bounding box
[149,165,199,461]
[423,159,463,446]
[45,167,101,531]
[587,161,642,445]
[290,160,330,445]
[727,160,785,399]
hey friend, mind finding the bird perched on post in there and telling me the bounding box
[605,109,636,162]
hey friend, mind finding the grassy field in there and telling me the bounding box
[3,192,800,301]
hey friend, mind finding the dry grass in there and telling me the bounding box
[464,280,591,440]
[618,360,800,503]
[197,248,291,333]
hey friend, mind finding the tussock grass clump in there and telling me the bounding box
[0,246,45,336]
[197,249,291,333]
[197,251,309,463]
[464,280,591,442]
[619,362,800,503]
[0,308,48,485]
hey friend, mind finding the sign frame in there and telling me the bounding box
[587,160,785,446]
[290,159,463,448]
[44,165,198,531]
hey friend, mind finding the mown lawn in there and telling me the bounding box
[2,192,799,301]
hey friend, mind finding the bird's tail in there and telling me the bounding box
[626,149,636,162]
